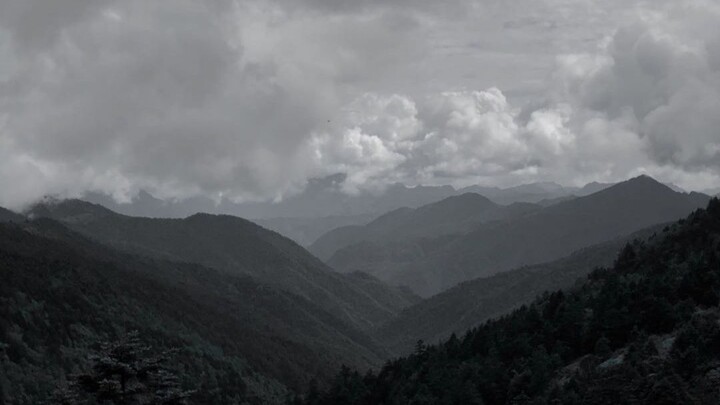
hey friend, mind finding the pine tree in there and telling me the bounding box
[56,331,193,404]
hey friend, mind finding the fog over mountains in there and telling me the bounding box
[3,174,717,403]
[80,174,622,246]
[81,174,617,221]
[3,0,720,403]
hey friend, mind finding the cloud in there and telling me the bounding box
[0,0,719,209]
[0,0,425,207]
[308,0,720,191]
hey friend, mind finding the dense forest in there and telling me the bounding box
[0,216,395,404]
[2,192,718,404]
[297,198,720,404]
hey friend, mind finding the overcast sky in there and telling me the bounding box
[1,0,719,208]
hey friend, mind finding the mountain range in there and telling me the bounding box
[377,223,667,354]
[317,176,710,296]
[300,198,720,404]
[310,193,539,261]
[2,174,717,404]
[80,175,620,246]
[1,201,420,403]
[27,199,418,332]
[0,218,383,403]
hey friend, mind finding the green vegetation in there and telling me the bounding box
[298,198,720,404]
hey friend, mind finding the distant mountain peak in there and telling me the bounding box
[437,192,495,205]
[27,198,113,219]
[577,175,681,203]
[423,192,498,211]
[611,174,669,190]
[0,206,23,223]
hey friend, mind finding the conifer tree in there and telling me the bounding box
[55,331,193,404]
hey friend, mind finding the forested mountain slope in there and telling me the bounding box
[0,218,388,404]
[27,200,417,331]
[0,207,23,223]
[329,175,710,296]
[378,225,665,354]
[299,198,720,404]
[310,193,538,261]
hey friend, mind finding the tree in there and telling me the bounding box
[55,331,193,404]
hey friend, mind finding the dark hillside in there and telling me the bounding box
[300,198,720,404]
[378,224,665,354]
[368,175,710,295]
[0,219,387,404]
[27,200,417,331]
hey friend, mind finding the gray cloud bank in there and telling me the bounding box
[0,0,719,209]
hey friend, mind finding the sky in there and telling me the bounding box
[1,0,719,208]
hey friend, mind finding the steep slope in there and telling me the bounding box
[378,225,665,354]
[310,193,539,262]
[301,198,720,405]
[334,175,710,296]
[255,213,375,246]
[27,200,417,331]
[577,181,615,196]
[0,207,23,223]
[0,219,388,404]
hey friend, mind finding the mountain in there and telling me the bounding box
[82,174,458,220]
[378,224,666,354]
[81,176,619,246]
[299,198,720,404]
[459,182,567,205]
[0,218,389,404]
[326,176,711,296]
[87,188,377,246]
[27,200,418,332]
[255,213,375,247]
[458,181,615,206]
[576,181,615,196]
[0,207,23,223]
[310,193,539,262]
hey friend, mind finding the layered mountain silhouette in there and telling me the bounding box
[82,174,459,220]
[458,181,614,205]
[80,175,624,246]
[27,200,417,331]
[299,198,720,404]
[319,175,710,296]
[378,224,666,354]
[2,175,716,403]
[310,193,539,261]
[0,217,391,403]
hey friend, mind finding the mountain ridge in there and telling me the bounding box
[26,199,418,332]
[377,222,668,354]
[298,197,720,404]
[0,218,388,403]
[324,175,711,296]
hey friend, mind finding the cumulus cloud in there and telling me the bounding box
[309,0,720,191]
[0,0,719,209]
[0,0,426,207]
